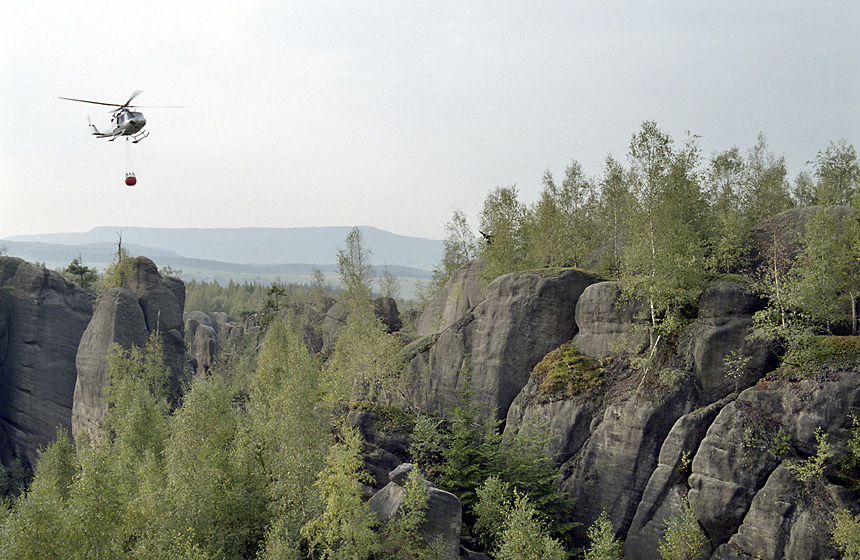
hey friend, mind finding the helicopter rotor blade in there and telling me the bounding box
[58,96,122,108]
[121,90,143,108]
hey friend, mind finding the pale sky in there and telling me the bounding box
[2,1,858,241]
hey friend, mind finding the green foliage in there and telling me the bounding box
[439,374,500,522]
[378,466,440,560]
[301,425,379,560]
[494,491,567,560]
[658,497,707,560]
[811,139,860,207]
[479,185,530,283]
[103,243,134,288]
[163,374,269,558]
[584,510,623,560]
[745,133,794,225]
[252,318,329,559]
[786,428,832,485]
[338,226,375,304]
[531,341,602,397]
[621,122,711,344]
[417,208,478,307]
[322,300,405,407]
[409,415,446,482]
[63,256,97,289]
[833,508,860,559]
[473,476,513,552]
[787,207,860,335]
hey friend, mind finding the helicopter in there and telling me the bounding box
[59,90,181,143]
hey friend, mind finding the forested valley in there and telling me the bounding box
[2,121,860,560]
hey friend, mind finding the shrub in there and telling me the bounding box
[532,342,602,396]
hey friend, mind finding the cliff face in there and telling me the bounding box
[72,257,190,441]
[0,257,94,465]
[414,259,858,559]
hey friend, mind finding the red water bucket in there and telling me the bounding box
[125,174,137,187]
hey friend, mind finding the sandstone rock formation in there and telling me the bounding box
[403,267,599,421]
[0,257,94,465]
[72,257,189,441]
[367,463,462,560]
[573,280,649,358]
[185,310,245,376]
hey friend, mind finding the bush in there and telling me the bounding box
[532,341,602,396]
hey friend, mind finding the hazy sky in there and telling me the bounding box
[2,2,858,240]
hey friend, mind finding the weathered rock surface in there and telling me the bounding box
[184,310,244,376]
[558,373,704,543]
[0,257,94,465]
[367,463,462,560]
[680,279,774,398]
[414,258,487,336]
[403,268,599,421]
[573,281,649,358]
[72,257,189,441]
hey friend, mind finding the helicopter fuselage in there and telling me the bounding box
[91,109,147,142]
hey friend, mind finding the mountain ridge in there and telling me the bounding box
[3,225,443,272]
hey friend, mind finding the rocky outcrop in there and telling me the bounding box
[72,257,189,441]
[367,463,462,560]
[0,257,94,465]
[573,281,649,358]
[184,311,244,376]
[680,278,774,398]
[414,258,487,336]
[403,268,599,421]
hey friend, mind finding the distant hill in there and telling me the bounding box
[1,226,443,287]
[5,226,442,269]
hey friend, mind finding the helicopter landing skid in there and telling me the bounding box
[131,131,149,144]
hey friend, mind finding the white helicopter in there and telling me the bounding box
[59,90,181,143]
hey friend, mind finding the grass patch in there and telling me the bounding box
[532,341,602,397]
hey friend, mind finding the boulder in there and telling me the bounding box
[73,258,189,441]
[688,369,860,549]
[403,268,599,421]
[367,463,462,560]
[573,281,649,358]
[184,311,244,376]
[0,257,94,465]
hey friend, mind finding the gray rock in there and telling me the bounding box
[404,268,599,422]
[504,374,601,463]
[573,281,649,358]
[72,287,148,441]
[414,258,486,336]
[184,311,244,376]
[559,373,702,544]
[681,279,774,398]
[712,464,851,559]
[367,463,462,560]
[688,369,860,548]
[72,258,189,441]
[624,397,731,559]
[0,257,94,465]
